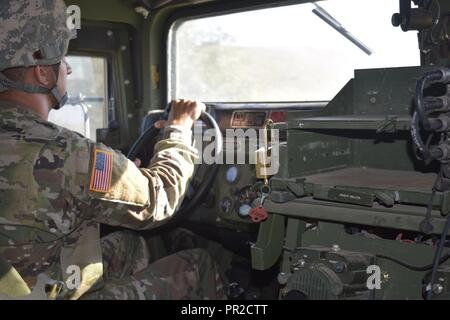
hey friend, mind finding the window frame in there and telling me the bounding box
[63,53,110,132]
[68,21,141,149]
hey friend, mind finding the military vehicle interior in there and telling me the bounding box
[54,0,450,299]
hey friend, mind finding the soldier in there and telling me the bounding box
[0,0,226,300]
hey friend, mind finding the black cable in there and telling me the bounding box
[412,68,450,298]
[376,253,450,272]
[420,167,443,234]
[429,0,441,45]
[413,130,435,161]
[426,212,450,299]
[422,133,447,230]
[420,189,437,235]
[411,111,429,156]
[424,132,437,158]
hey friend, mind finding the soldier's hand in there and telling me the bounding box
[154,99,206,130]
[134,158,142,167]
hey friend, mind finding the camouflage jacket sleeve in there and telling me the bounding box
[52,125,198,229]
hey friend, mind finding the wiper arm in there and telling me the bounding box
[312,3,373,56]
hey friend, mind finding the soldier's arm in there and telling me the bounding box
[82,125,198,229]
[62,100,204,229]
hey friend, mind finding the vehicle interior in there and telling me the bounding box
[45,0,450,299]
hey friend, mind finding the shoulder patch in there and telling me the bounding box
[89,148,113,193]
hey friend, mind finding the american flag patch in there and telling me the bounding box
[89,149,113,193]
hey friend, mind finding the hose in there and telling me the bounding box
[376,253,450,272]
[415,70,445,131]
[411,111,429,156]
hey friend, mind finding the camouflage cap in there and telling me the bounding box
[0,0,77,71]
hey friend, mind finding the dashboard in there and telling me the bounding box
[213,109,288,130]
[191,103,325,229]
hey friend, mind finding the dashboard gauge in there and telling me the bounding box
[231,111,268,128]
[220,197,233,214]
[234,184,261,215]
[225,166,239,184]
[236,185,258,204]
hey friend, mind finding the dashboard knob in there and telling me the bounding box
[238,204,252,217]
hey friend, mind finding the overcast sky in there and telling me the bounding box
[187,0,420,69]
[174,0,422,101]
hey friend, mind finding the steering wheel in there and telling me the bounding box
[127,106,223,221]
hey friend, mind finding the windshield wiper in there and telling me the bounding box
[312,3,373,56]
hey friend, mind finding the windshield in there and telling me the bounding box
[168,0,420,103]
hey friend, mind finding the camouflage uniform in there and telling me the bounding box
[81,231,225,300]
[0,102,226,300]
[0,0,226,300]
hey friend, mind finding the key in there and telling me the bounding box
[260,193,267,207]
[249,185,271,223]
[259,185,271,207]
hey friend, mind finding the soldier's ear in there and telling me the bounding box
[33,65,52,86]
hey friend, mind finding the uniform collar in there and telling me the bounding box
[0,100,42,119]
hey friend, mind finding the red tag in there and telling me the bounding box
[249,206,268,223]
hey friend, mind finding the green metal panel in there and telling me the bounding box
[251,214,285,270]
[289,115,411,131]
[287,130,353,177]
[286,67,438,175]
[265,198,450,235]
[352,67,423,116]
[297,222,447,299]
